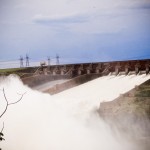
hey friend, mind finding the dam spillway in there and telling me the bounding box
[21,59,150,93]
[38,59,150,76]
[52,74,150,114]
[0,73,150,150]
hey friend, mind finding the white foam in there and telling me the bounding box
[53,74,150,117]
[0,74,149,150]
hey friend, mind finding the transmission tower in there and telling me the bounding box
[26,54,29,67]
[19,56,24,68]
[56,54,60,65]
[47,56,51,69]
[47,56,51,68]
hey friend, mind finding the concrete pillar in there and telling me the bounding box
[115,63,121,75]
[146,66,149,74]
[61,70,64,75]
[125,67,129,75]
[115,67,119,75]
[69,70,73,76]
[96,69,100,74]
[87,69,90,74]
[53,71,56,75]
[78,69,82,75]
[43,68,48,75]
[145,64,150,74]
[135,63,140,75]
[135,67,139,75]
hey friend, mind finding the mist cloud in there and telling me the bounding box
[0,75,150,149]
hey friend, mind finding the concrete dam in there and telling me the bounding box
[0,66,150,150]
[35,59,150,76]
[0,59,150,150]
[22,59,150,94]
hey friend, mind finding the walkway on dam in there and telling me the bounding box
[32,79,69,92]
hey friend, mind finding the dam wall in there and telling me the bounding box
[44,74,101,94]
[22,74,71,87]
[40,59,150,76]
[21,59,150,89]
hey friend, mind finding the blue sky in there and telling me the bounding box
[0,0,150,66]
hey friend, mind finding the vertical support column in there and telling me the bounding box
[52,67,58,75]
[53,70,56,75]
[115,63,121,75]
[96,69,100,74]
[115,67,119,75]
[60,66,64,75]
[87,69,90,74]
[78,64,83,75]
[145,63,150,74]
[86,64,92,74]
[78,69,82,75]
[96,63,102,74]
[125,67,128,74]
[43,68,48,75]
[125,63,130,75]
[60,66,66,75]
[135,62,141,75]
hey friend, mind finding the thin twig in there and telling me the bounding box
[0,88,9,118]
[0,88,26,118]
[8,92,26,105]
[0,122,5,141]
[0,122,4,133]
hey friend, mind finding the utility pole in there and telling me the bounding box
[56,54,60,65]
[47,56,51,70]
[19,56,24,68]
[47,56,51,66]
[26,54,29,67]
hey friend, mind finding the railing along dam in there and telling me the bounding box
[40,59,150,76]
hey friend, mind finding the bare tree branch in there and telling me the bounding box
[0,122,5,141]
[0,88,26,118]
[0,88,9,119]
[0,122,4,133]
[8,92,26,105]
[0,88,25,148]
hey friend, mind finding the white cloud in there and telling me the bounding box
[33,13,89,24]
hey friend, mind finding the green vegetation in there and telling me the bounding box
[0,67,38,77]
[135,89,150,97]
[0,68,27,73]
[135,85,150,97]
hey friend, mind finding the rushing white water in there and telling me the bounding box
[0,74,150,150]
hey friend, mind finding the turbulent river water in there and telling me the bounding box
[0,74,150,150]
